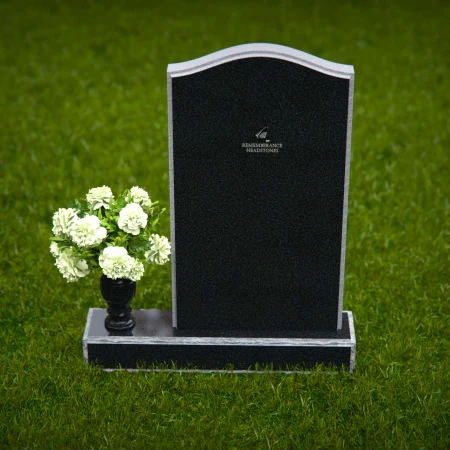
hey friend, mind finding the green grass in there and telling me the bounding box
[1,0,449,448]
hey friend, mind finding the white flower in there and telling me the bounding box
[69,215,107,247]
[128,258,145,281]
[145,234,171,265]
[49,241,62,258]
[86,186,114,210]
[129,186,153,209]
[99,246,133,280]
[99,247,146,281]
[52,208,78,237]
[55,251,90,282]
[118,203,147,236]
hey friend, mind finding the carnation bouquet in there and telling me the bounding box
[50,186,171,282]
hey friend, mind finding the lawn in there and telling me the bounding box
[1,0,449,448]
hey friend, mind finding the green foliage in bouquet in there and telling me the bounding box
[49,186,171,282]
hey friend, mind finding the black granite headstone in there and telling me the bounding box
[83,44,356,372]
[168,43,354,338]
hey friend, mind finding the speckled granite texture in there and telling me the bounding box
[168,44,354,336]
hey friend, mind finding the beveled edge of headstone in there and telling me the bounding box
[82,306,94,362]
[339,72,354,330]
[348,310,356,372]
[167,43,354,79]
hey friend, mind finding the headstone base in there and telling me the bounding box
[83,309,356,373]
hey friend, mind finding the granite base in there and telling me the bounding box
[83,309,356,373]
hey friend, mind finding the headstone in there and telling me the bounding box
[169,43,353,336]
[84,43,356,372]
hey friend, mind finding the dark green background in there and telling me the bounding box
[1,0,449,448]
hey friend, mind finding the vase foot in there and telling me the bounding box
[104,315,136,332]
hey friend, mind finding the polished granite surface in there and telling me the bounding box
[87,309,351,339]
[87,309,173,337]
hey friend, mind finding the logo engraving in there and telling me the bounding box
[255,126,270,142]
[241,127,283,154]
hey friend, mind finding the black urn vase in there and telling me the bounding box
[100,275,136,332]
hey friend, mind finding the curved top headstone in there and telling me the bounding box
[167,43,354,336]
[168,43,354,78]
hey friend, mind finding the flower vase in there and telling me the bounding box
[100,275,136,332]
